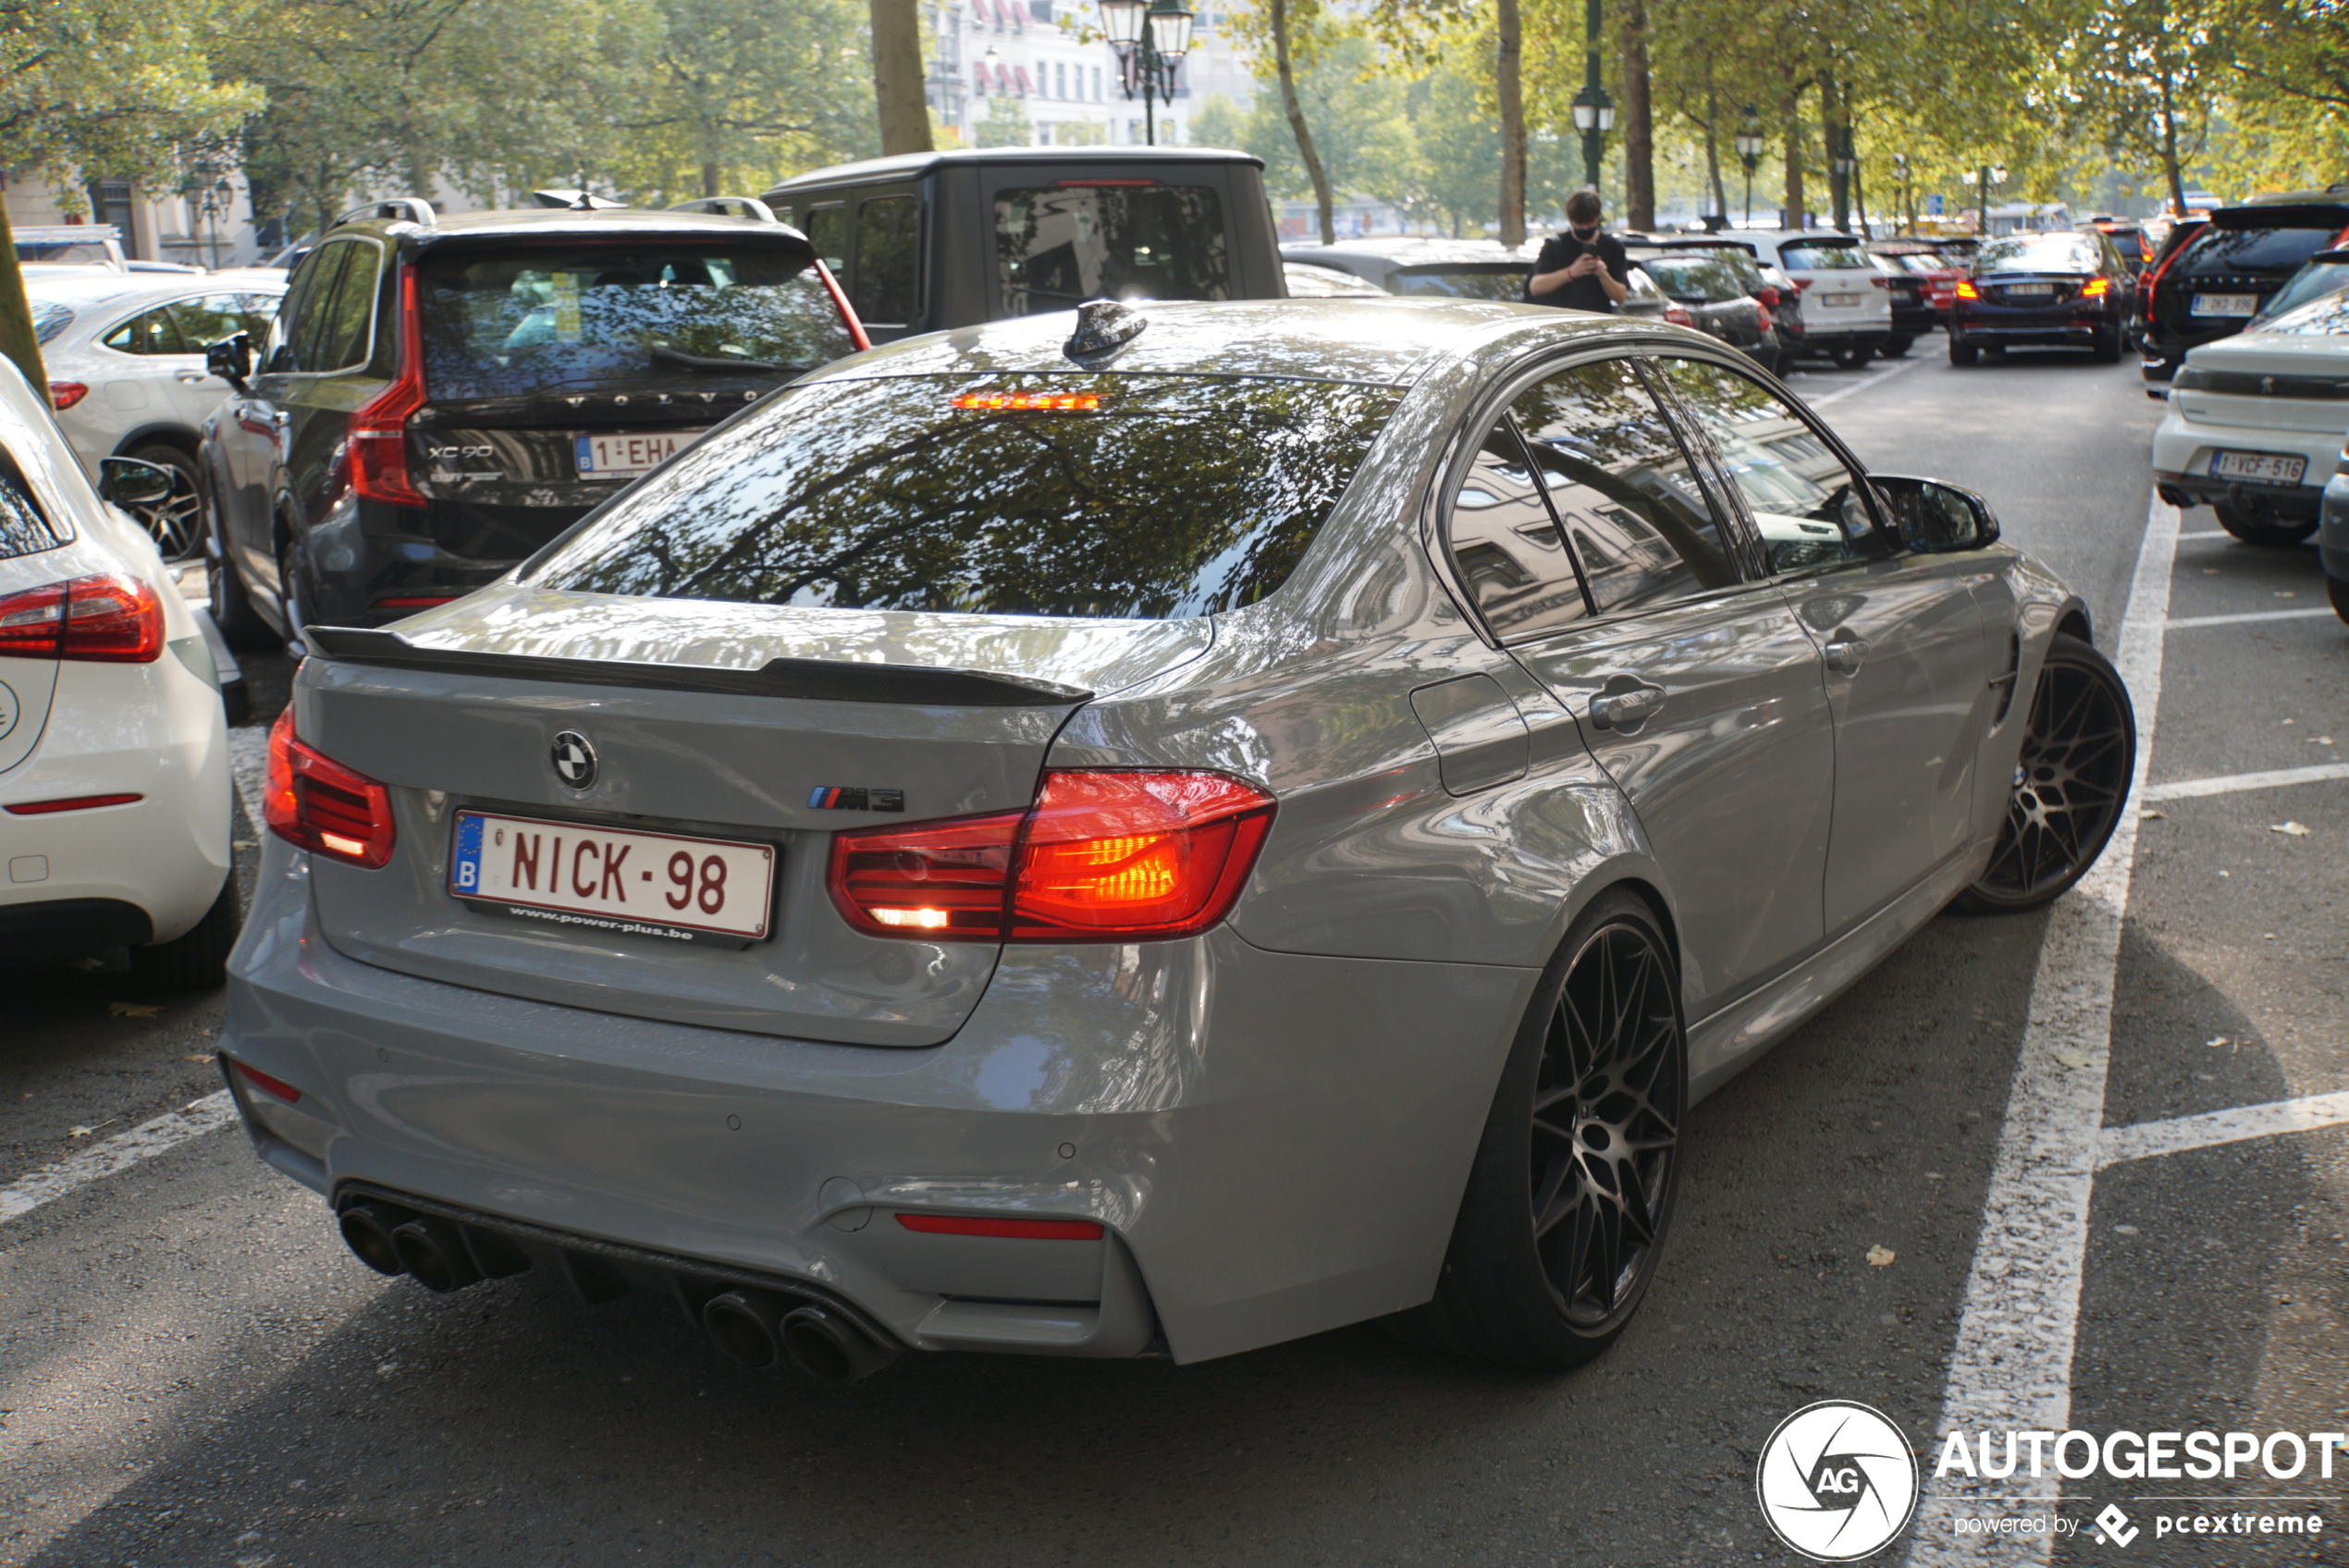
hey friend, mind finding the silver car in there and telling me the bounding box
[221,298,2132,1379]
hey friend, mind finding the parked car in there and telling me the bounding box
[1619,234,1797,344]
[196,198,867,649]
[15,225,127,271]
[2153,274,2349,544]
[28,270,286,560]
[0,362,239,987]
[2086,218,2151,276]
[1279,236,1674,321]
[1737,230,1891,367]
[1860,251,1932,356]
[2137,191,2349,386]
[763,148,1285,345]
[1868,240,1962,336]
[1949,229,2134,364]
[2320,439,2349,623]
[1282,262,1386,298]
[1630,250,1782,372]
[219,296,2126,1382]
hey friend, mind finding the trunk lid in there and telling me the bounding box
[295,586,1210,1045]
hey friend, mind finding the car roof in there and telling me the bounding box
[331,207,817,251]
[803,297,1640,389]
[1283,238,1541,263]
[2206,197,2349,228]
[24,271,282,310]
[767,145,1263,190]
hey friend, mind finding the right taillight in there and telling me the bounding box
[265,706,396,868]
[0,573,164,661]
[1955,279,1979,300]
[830,770,1275,943]
[49,382,88,410]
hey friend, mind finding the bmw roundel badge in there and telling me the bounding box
[550,730,596,790]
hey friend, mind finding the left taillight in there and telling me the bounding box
[265,705,396,868]
[1755,304,1775,333]
[0,573,164,662]
[1955,279,1980,300]
[49,381,88,410]
[349,269,429,507]
[1663,303,1695,327]
[830,769,1275,943]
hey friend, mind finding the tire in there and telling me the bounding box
[2214,502,2318,547]
[2330,574,2349,627]
[122,442,203,562]
[2091,326,2121,363]
[1830,342,1872,370]
[1880,335,1914,359]
[1949,337,1978,366]
[129,872,241,990]
[1387,888,1686,1370]
[203,476,279,651]
[1955,633,2136,914]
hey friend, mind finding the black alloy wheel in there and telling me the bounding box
[2213,502,2318,547]
[1949,336,1979,366]
[123,442,203,561]
[1830,342,1872,370]
[1388,888,1686,1369]
[1957,633,2136,913]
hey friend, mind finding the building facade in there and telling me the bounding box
[926,0,1257,150]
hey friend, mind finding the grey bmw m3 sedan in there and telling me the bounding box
[222,297,2133,1379]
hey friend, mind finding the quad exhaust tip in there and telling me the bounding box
[701,1290,896,1382]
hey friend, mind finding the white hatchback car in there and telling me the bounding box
[2153,258,2349,546]
[1740,229,1892,368]
[0,358,239,987]
[30,271,285,560]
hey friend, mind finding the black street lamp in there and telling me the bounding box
[1832,127,1858,230]
[1891,151,1910,232]
[1733,108,1765,228]
[1099,0,1193,146]
[1976,162,2006,236]
[1569,0,1614,193]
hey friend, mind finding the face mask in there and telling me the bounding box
[1571,223,1599,239]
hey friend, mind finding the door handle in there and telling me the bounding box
[1588,682,1666,731]
[1825,633,1870,675]
[175,369,210,384]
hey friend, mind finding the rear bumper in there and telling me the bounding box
[2151,410,2336,519]
[221,839,1533,1365]
[2322,473,2349,580]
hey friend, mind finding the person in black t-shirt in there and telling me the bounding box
[1526,189,1630,313]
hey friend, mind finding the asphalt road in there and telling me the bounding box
[3,343,2343,1568]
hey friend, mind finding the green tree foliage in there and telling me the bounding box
[975,93,1033,149]
[1241,35,1413,221]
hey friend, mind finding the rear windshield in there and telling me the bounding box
[526,375,1399,619]
[31,301,71,344]
[1390,265,1531,300]
[1977,235,2103,273]
[2180,225,2343,276]
[1890,252,1944,274]
[415,244,854,401]
[1642,256,1744,300]
[2098,228,2146,261]
[2254,260,2349,325]
[994,185,1231,315]
[1780,242,1868,270]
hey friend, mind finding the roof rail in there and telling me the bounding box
[332,198,437,230]
[665,196,779,223]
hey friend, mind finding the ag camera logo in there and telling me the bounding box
[1756,1401,1920,1561]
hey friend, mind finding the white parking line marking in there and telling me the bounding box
[0,1091,237,1225]
[1801,353,1927,412]
[2098,1092,2349,1170]
[2142,763,2349,801]
[1906,495,2180,1566]
[226,723,269,833]
[2173,530,2232,541]
[2164,606,2336,631]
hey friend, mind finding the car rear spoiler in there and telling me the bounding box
[303,627,1093,706]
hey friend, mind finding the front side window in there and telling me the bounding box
[1509,358,1736,615]
[994,184,1231,315]
[1445,421,1587,641]
[415,243,855,400]
[102,309,187,355]
[854,196,920,325]
[526,374,1397,619]
[1653,357,1880,575]
[169,293,273,353]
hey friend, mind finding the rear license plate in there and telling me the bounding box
[2208,450,2307,484]
[449,810,775,942]
[2002,283,2056,299]
[574,429,707,479]
[2192,293,2257,317]
[1820,292,1862,307]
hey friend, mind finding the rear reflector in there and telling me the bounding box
[896,1213,1104,1240]
[0,573,165,662]
[265,705,397,868]
[228,1057,301,1104]
[5,793,142,815]
[830,770,1275,943]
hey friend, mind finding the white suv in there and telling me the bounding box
[1740,230,1892,368]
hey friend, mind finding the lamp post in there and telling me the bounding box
[1569,0,1613,193]
[1832,128,1857,230]
[1099,0,1193,146]
[1891,151,1910,233]
[1976,163,2005,235]
[1733,108,1765,228]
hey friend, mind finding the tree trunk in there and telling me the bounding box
[1701,56,1726,222]
[1496,0,1526,246]
[2157,63,2187,214]
[870,0,936,157]
[1820,71,1847,231]
[0,196,47,394]
[1780,91,1804,227]
[1268,0,1334,243]
[1619,0,1654,230]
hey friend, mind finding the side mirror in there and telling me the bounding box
[205,332,252,390]
[98,455,177,509]
[1869,473,2001,553]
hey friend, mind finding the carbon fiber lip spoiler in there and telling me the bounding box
[303,626,1093,707]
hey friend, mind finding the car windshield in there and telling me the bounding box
[414,243,855,401]
[1642,256,1743,301]
[31,301,72,344]
[525,375,1400,619]
[2253,260,2349,325]
[994,185,1231,315]
[1389,265,1531,300]
[2179,223,2344,276]
[1976,235,2103,273]
[1780,242,1868,270]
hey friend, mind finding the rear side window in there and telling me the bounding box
[288,241,358,371]
[1642,257,1743,301]
[1445,422,1587,640]
[416,243,856,400]
[1390,266,1530,300]
[994,185,1231,315]
[0,447,68,561]
[2181,224,2344,276]
[313,243,382,370]
[526,374,1398,619]
[170,293,274,351]
[802,206,847,272]
[854,196,919,325]
[102,309,187,355]
[31,301,73,345]
[1780,243,1868,270]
